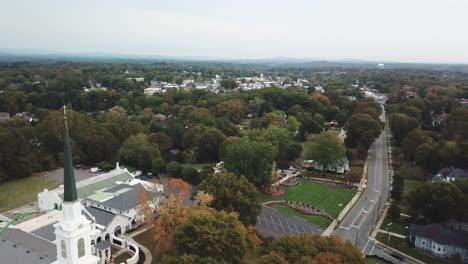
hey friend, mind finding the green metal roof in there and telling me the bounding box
[59,172,133,200]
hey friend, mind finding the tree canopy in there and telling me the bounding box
[224,137,275,188]
[198,171,260,225]
[262,234,364,264]
[304,131,346,170]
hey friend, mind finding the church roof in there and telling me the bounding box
[58,171,133,200]
[0,228,56,264]
[84,206,116,227]
[100,183,143,211]
[95,240,111,250]
[31,223,57,242]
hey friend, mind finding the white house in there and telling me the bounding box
[409,223,468,262]
[144,87,164,96]
[313,157,350,174]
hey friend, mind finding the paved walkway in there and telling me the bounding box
[377,230,406,239]
[129,226,153,264]
[111,226,153,264]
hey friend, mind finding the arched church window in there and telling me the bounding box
[61,240,67,258]
[77,238,85,258]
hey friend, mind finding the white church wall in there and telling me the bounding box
[38,189,62,211]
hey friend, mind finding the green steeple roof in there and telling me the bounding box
[63,106,78,202]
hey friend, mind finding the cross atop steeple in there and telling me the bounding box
[62,106,77,202]
[62,105,68,119]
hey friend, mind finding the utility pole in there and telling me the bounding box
[355,226,359,246]
[377,196,382,217]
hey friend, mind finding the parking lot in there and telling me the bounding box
[255,206,324,237]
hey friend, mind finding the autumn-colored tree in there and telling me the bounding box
[262,234,364,264]
[173,210,259,264]
[140,178,193,256]
[259,252,288,264]
[313,93,331,105]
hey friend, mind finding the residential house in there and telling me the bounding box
[431,112,448,126]
[144,87,163,95]
[0,112,10,122]
[459,98,468,107]
[409,223,468,262]
[313,157,350,174]
[431,168,468,183]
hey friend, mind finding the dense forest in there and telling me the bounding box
[0,61,467,185]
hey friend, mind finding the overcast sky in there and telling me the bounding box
[1,0,468,63]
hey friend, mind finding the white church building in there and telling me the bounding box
[0,110,163,264]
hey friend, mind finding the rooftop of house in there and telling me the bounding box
[410,223,468,249]
[447,168,468,179]
[432,167,468,181]
[0,228,56,264]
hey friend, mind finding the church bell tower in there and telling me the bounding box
[53,106,99,264]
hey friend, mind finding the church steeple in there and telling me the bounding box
[53,106,99,264]
[63,105,78,202]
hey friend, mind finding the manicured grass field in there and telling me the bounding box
[271,205,331,227]
[186,163,216,172]
[260,180,356,221]
[375,233,451,264]
[0,176,58,211]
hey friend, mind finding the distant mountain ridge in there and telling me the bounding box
[1,49,468,72]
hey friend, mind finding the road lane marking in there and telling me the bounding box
[294,224,300,233]
[270,215,278,231]
[263,213,270,228]
[362,239,371,253]
[286,221,293,234]
[277,218,286,233]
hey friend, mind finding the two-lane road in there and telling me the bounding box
[332,107,393,257]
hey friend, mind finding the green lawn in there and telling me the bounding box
[401,179,423,214]
[375,233,451,264]
[260,180,355,221]
[402,179,422,198]
[364,256,390,264]
[114,252,132,263]
[272,205,331,227]
[381,216,410,236]
[186,163,216,172]
[0,176,58,211]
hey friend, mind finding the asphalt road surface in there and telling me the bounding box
[332,107,404,262]
[255,206,324,237]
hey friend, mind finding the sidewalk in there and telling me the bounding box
[377,230,406,239]
[370,237,425,264]
[112,226,153,264]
